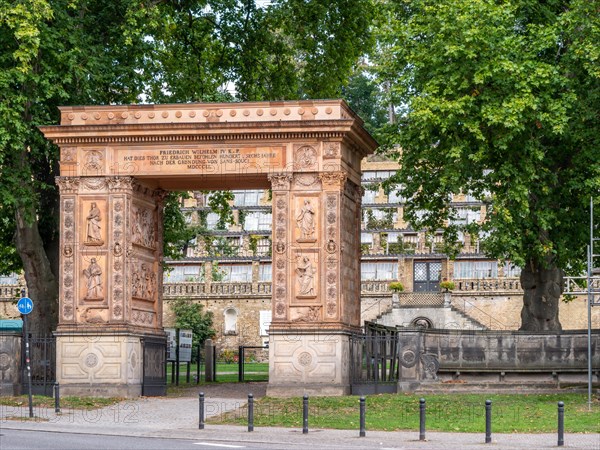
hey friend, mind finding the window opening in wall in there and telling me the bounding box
[233,190,263,207]
[243,211,272,231]
[454,261,498,279]
[259,263,272,282]
[361,262,398,280]
[361,189,377,204]
[218,264,253,282]
[503,262,522,278]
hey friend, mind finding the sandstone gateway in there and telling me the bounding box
[40,100,377,397]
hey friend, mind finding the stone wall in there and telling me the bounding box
[361,297,393,323]
[450,294,600,330]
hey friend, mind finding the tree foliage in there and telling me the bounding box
[169,297,215,348]
[0,0,374,332]
[376,0,600,329]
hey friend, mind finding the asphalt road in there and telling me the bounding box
[0,429,361,450]
[1,429,264,450]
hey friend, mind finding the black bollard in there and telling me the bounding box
[557,401,564,447]
[419,398,426,441]
[199,392,205,430]
[359,396,366,437]
[248,393,254,432]
[485,400,492,444]
[302,394,309,434]
[54,382,60,413]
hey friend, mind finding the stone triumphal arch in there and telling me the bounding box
[41,100,377,396]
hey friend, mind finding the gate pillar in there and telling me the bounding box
[54,176,165,397]
[267,149,364,396]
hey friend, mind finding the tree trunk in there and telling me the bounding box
[14,206,58,335]
[519,261,563,331]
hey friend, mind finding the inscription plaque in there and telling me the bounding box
[116,146,285,175]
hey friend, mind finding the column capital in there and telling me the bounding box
[268,173,293,190]
[55,176,80,193]
[319,172,347,189]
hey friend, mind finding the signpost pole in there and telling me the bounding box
[19,289,34,418]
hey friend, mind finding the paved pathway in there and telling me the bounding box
[1,394,598,450]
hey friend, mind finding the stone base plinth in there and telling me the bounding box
[55,332,145,398]
[267,330,351,397]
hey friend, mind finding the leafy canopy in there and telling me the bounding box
[169,297,216,348]
[376,0,600,272]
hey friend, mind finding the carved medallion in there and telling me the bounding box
[84,353,99,368]
[294,145,317,170]
[298,352,312,367]
[324,142,340,159]
[84,150,103,172]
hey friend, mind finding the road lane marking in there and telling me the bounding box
[193,443,245,448]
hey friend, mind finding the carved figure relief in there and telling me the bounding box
[268,173,292,190]
[85,203,104,246]
[131,262,156,301]
[132,205,156,248]
[84,150,103,172]
[294,145,317,170]
[296,256,316,297]
[83,258,103,300]
[323,142,340,159]
[295,306,320,322]
[61,147,77,163]
[80,307,106,323]
[296,199,316,241]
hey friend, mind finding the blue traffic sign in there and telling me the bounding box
[17,297,34,315]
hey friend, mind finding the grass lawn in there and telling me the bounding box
[211,393,599,433]
[0,395,121,410]
[166,362,268,383]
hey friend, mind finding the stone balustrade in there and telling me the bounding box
[360,280,391,295]
[163,281,272,299]
[0,279,526,303]
[0,285,22,300]
[454,278,522,293]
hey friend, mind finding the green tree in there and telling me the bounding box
[0,0,149,333]
[376,0,600,330]
[1,0,374,333]
[169,298,215,349]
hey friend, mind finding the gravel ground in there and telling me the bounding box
[167,382,267,399]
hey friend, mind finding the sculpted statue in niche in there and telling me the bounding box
[83,258,103,300]
[296,256,316,297]
[296,199,316,240]
[85,202,104,245]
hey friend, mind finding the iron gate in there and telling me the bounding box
[24,335,56,396]
[142,336,167,396]
[350,323,400,395]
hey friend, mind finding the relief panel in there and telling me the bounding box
[81,199,107,247]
